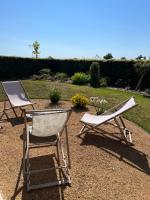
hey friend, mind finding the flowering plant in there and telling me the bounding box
[71,94,89,108]
[90,97,108,115]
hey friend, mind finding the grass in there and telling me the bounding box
[0,80,150,133]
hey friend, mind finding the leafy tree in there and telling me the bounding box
[103,53,113,59]
[136,55,146,60]
[48,56,54,59]
[32,41,40,59]
[134,62,150,90]
[95,54,100,59]
[121,57,126,60]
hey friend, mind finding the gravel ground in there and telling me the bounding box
[0,99,150,200]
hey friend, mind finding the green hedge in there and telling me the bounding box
[0,56,149,89]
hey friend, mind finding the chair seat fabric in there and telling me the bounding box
[81,97,136,125]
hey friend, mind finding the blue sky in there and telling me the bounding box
[0,0,150,59]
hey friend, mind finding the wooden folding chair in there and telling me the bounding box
[79,97,137,145]
[0,81,35,120]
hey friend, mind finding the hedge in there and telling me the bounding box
[0,56,149,89]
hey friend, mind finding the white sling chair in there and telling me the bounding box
[23,109,72,191]
[79,97,137,145]
[0,81,35,120]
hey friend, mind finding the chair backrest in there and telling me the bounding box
[2,81,30,106]
[31,110,71,137]
[110,97,136,118]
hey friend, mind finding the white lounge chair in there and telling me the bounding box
[23,109,72,191]
[79,97,137,145]
[0,81,35,120]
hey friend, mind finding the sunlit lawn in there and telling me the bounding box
[0,80,149,133]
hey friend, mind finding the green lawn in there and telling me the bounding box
[0,80,150,133]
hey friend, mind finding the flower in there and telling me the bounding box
[90,96,108,115]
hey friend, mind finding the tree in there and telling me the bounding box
[32,41,40,59]
[121,57,126,60]
[48,56,54,59]
[103,53,113,60]
[89,62,100,87]
[134,62,150,90]
[136,55,146,60]
[95,54,100,59]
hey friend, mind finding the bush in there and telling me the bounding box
[100,77,108,87]
[145,88,150,94]
[40,74,51,80]
[0,56,149,89]
[55,72,67,82]
[71,72,89,85]
[115,78,127,88]
[39,68,51,75]
[71,94,89,108]
[89,62,100,87]
[32,74,41,80]
[49,88,61,103]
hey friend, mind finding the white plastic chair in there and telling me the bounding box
[79,97,137,145]
[23,109,72,191]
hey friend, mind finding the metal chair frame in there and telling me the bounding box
[23,109,72,191]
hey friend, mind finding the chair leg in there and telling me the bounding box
[56,141,65,185]
[12,107,19,119]
[58,138,71,185]
[0,110,10,121]
[65,126,71,169]
[114,117,133,145]
[119,116,133,144]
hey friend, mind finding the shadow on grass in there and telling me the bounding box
[11,155,66,200]
[80,132,150,175]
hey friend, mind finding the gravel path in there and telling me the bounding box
[0,100,150,200]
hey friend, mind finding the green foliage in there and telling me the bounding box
[134,62,150,75]
[103,53,113,59]
[90,97,108,115]
[55,72,67,82]
[100,77,108,87]
[115,78,127,88]
[32,41,40,59]
[136,55,146,60]
[71,72,89,85]
[39,68,51,75]
[134,62,150,90]
[145,88,150,94]
[89,62,100,88]
[32,68,51,80]
[71,94,89,108]
[32,74,41,80]
[121,57,126,60]
[5,80,149,133]
[49,87,61,103]
[0,56,150,89]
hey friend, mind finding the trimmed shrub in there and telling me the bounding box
[71,94,89,108]
[71,72,89,85]
[100,77,108,87]
[49,88,61,103]
[55,72,67,82]
[39,68,51,75]
[0,56,150,89]
[89,62,100,87]
[32,74,41,80]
